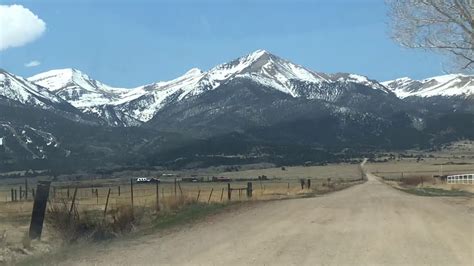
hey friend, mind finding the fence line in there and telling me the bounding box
[0,177,363,217]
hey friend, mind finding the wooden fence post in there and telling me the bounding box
[220,187,224,202]
[196,189,201,201]
[10,188,14,202]
[174,178,177,198]
[227,183,231,201]
[307,179,311,189]
[178,182,183,196]
[96,189,99,204]
[207,188,214,203]
[247,182,253,198]
[118,186,121,196]
[29,181,51,240]
[68,187,78,217]
[155,182,160,211]
[25,178,28,200]
[130,179,134,211]
[104,188,111,219]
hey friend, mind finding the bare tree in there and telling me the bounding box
[387,0,474,71]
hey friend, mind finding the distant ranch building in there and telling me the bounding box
[446,174,474,185]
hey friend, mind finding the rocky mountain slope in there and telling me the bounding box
[27,50,398,125]
[0,50,472,172]
[382,74,473,99]
[25,50,474,128]
[383,74,474,112]
[0,69,101,124]
[28,68,129,108]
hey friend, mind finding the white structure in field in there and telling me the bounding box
[0,137,3,146]
[446,174,474,184]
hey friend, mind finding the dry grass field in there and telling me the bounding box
[366,157,474,178]
[216,163,361,181]
[0,163,363,263]
[365,143,474,193]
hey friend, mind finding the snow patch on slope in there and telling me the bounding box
[28,68,130,108]
[0,70,64,108]
[383,74,474,98]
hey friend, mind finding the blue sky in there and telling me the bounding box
[0,0,448,87]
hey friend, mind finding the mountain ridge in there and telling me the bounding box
[25,50,405,125]
[382,73,474,99]
[1,50,473,172]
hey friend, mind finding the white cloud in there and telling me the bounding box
[0,5,46,51]
[25,60,41,67]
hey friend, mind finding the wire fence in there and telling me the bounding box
[0,177,361,217]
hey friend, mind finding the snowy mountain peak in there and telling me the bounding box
[0,69,66,108]
[29,68,89,92]
[199,50,330,96]
[28,68,129,108]
[184,68,203,77]
[423,73,469,83]
[251,49,269,55]
[15,50,400,125]
[383,74,474,99]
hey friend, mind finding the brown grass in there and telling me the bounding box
[0,230,6,248]
[46,193,203,243]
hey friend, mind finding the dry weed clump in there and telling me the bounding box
[47,195,198,243]
[108,205,141,234]
[0,230,6,248]
[47,200,139,243]
[400,176,435,186]
[161,195,197,211]
[21,232,31,249]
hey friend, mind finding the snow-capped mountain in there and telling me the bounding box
[114,68,206,122]
[0,69,108,127]
[28,68,131,108]
[0,69,67,109]
[211,49,390,97]
[382,74,474,99]
[2,51,473,171]
[113,50,392,122]
[23,50,471,128]
[27,68,146,126]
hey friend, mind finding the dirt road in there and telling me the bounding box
[66,171,473,265]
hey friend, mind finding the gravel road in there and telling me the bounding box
[67,171,473,265]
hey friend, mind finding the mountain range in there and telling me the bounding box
[1,50,473,173]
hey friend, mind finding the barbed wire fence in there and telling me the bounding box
[0,176,363,225]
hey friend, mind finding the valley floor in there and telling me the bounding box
[40,172,473,265]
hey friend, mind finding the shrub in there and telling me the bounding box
[161,195,196,211]
[108,205,138,234]
[47,200,140,243]
[0,230,6,248]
